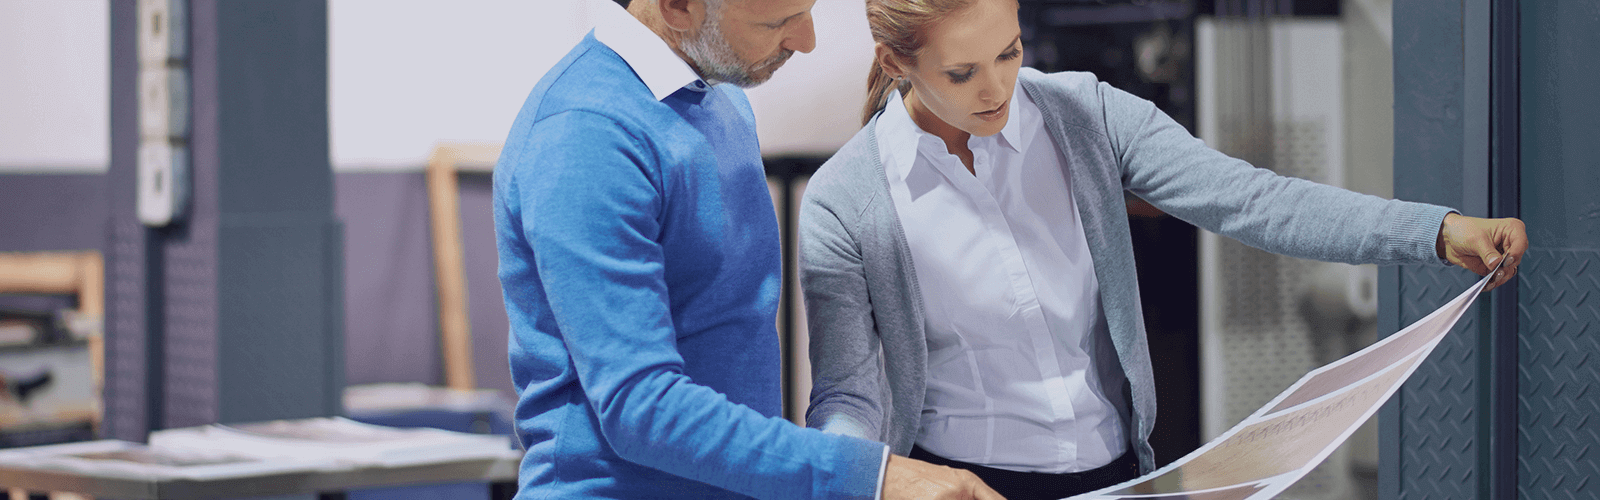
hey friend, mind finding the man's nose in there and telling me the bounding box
[782,15,816,54]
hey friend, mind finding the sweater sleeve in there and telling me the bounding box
[512,110,885,500]
[799,187,890,444]
[1097,81,1453,266]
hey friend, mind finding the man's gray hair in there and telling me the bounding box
[618,0,723,11]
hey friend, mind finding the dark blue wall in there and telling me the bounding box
[334,171,511,394]
[0,175,108,253]
[0,170,513,397]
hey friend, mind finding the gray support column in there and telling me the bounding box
[1382,0,1495,498]
[105,0,344,434]
[104,0,157,442]
[1385,0,1526,497]
[1485,0,1519,496]
[1514,0,1600,496]
[184,0,344,426]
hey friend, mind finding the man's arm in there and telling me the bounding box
[512,110,884,499]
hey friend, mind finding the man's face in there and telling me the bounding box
[682,0,817,87]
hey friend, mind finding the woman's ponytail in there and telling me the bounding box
[861,0,973,125]
[862,63,900,126]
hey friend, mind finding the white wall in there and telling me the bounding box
[745,1,874,157]
[329,0,874,171]
[0,0,109,173]
[0,0,873,173]
[328,0,594,170]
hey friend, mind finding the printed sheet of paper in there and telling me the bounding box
[0,439,323,481]
[0,418,520,481]
[1069,267,1500,500]
[148,416,519,468]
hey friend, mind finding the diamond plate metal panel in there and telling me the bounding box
[1397,267,1481,500]
[1518,248,1600,498]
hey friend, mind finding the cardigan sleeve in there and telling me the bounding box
[1096,81,1454,266]
[512,109,885,500]
[799,183,891,445]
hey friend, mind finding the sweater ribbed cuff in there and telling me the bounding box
[825,435,891,500]
[1388,203,1457,265]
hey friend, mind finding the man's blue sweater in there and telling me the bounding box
[492,33,883,499]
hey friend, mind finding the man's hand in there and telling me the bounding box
[883,454,1007,500]
[1436,213,1528,291]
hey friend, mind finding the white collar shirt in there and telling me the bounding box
[877,85,1128,473]
[592,3,711,99]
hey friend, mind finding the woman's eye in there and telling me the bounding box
[949,70,975,84]
[999,49,1021,61]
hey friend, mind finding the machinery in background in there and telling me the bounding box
[0,252,105,449]
[1023,2,1388,498]
[1195,1,1392,498]
[1018,0,1203,473]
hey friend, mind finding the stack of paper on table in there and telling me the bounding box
[0,439,324,481]
[344,382,513,415]
[148,417,518,468]
[0,417,518,482]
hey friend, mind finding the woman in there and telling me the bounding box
[799,0,1528,499]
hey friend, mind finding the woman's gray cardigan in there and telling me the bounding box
[798,68,1454,473]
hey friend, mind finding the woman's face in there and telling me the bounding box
[896,0,1023,139]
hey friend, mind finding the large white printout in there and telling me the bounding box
[1068,266,1500,500]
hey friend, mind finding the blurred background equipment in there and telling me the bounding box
[1192,1,1397,498]
[0,251,105,449]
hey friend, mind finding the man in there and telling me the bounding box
[492,0,1004,498]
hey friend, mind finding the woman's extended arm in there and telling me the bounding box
[1097,80,1526,279]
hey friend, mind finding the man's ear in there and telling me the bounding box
[658,0,703,32]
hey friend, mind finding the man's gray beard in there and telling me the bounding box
[681,7,790,88]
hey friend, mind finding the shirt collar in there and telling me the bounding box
[875,89,932,181]
[877,84,1032,179]
[592,3,708,101]
[995,83,1028,154]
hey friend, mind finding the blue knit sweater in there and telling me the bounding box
[492,33,884,500]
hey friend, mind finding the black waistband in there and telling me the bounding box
[908,445,1139,500]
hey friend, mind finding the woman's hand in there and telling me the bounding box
[1436,213,1528,291]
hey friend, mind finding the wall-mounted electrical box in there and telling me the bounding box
[136,0,189,227]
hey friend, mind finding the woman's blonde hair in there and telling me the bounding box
[861,0,974,125]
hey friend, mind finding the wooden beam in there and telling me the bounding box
[0,252,89,294]
[426,144,501,391]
